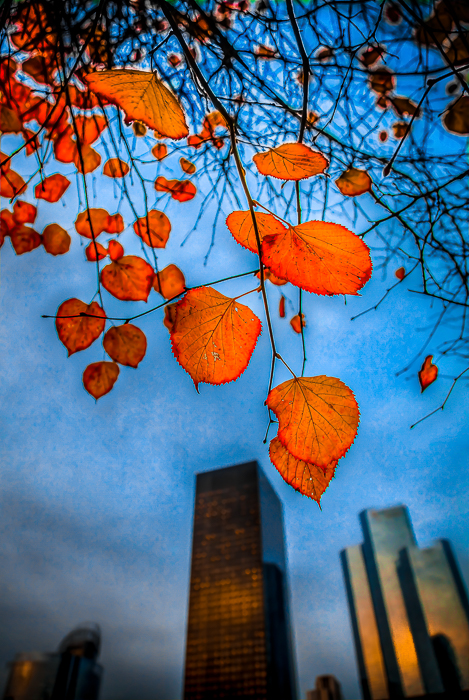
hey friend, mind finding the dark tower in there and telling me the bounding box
[183,461,297,700]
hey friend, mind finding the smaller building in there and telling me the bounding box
[306,675,344,700]
[2,623,103,700]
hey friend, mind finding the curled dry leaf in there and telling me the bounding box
[369,67,395,95]
[85,241,108,261]
[132,121,147,137]
[269,437,336,504]
[101,255,155,301]
[10,226,41,254]
[108,239,124,261]
[152,143,168,160]
[103,158,130,178]
[153,264,186,299]
[163,303,177,332]
[56,298,106,355]
[391,96,421,118]
[103,324,147,367]
[360,45,384,67]
[83,361,119,399]
[226,210,287,254]
[443,96,469,136]
[395,266,405,280]
[133,210,171,248]
[253,143,328,181]
[392,122,407,139]
[179,157,196,174]
[170,287,261,390]
[290,313,305,333]
[335,168,372,197]
[42,224,71,255]
[418,355,438,392]
[266,376,360,468]
[262,221,372,295]
[84,70,189,140]
[155,176,196,202]
[279,295,286,318]
[35,173,71,203]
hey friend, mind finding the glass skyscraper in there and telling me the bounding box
[341,506,469,699]
[183,461,297,700]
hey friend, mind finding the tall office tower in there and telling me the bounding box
[341,506,469,700]
[183,461,297,700]
[2,623,103,700]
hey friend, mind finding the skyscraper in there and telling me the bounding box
[183,461,297,700]
[341,506,469,700]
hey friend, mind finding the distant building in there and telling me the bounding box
[183,461,297,700]
[306,675,344,700]
[341,506,469,699]
[2,623,103,700]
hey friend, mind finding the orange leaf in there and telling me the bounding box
[103,158,130,178]
[74,115,108,144]
[335,168,372,197]
[179,157,196,174]
[83,361,119,399]
[85,241,108,261]
[155,176,196,202]
[13,200,37,225]
[392,122,407,139]
[35,174,71,202]
[22,54,56,85]
[418,355,438,392]
[106,213,124,234]
[152,143,168,160]
[108,239,124,261]
[395,266,405,280]
[266,376,360,468]
[290,313,305,333]
[75,209,110,239]
[226,210,287,254]
[74,143,101,174]
[269,437,336,504]
[163,302,177,332]
[153,264,186,299]
[259,268,288,286]
[84,70,189,140]
[42,224,71,255]
[101,255,155,301]
[262,221,372,295]
[170,287,261,389]
[279,295,286,318]
[103,324,147,367]
[253,143,328,181]
[133,210,171,248]
[132,121,147,137]
[0,168,26,198]
[0,106,22,134]
[10,226,41,255]
[56,299,106,355]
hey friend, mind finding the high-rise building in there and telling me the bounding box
[2,623,103,700]
[341,506,469,700]
[183,461,297,700]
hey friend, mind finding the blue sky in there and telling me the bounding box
[1,142,469,700]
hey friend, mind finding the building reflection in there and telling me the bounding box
[183,461,297,700]
[341,506,469,699]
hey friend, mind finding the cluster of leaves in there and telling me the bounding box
[1,0,468,502]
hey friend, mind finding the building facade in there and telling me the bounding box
[2,624,103,700]
[183,461,297,700]
[341,506,469,700]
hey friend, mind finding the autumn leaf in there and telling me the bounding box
[290,313,305,333]
[42,224,71,255]
[180,157,196,174]
[132,121,147,137]
[395,266,405,280]
[443,96,469,136]
[106,213,124,234]
[392,122,407,139]
[152,143,168,160]
[155,176,196,202]
[359,45,384,67]
[153,264,186,299]
[262,221,372,295]
[0,168,26,198]
[391,96,421,118]
[266,376,360,468]
[335,168,372,197]
[35,174,71,203]
[75,209,117,239]
[418,355,438,392]
[101,255,155,301]
[84,70,189,140]
[226,210,287,254]
[103,324,147,367]
[269,437,336,504]
[253,143,328,181]
[369,67,395,95]
[85,241,108,261]
[259,268,288,286]
[255,44,278,59]
[133,210,171,248]
[108,240,124,261]
[163,303,177,332]
[83,361,119,399]
[56,299,106,355]
[74,115,108,145]
[10,226,42,255]
[279,295,285,318]
[74,143,102,174]
[103,158,130,178]
[170,287,261,389]
[13,200,37,225]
